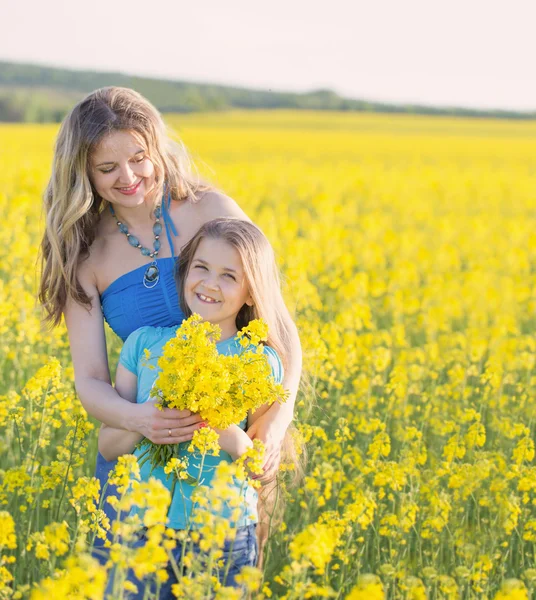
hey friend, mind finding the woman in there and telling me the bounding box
[38,86,301,562]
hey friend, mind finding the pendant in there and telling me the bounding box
[143,262,160,289]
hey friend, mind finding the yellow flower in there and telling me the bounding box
[513,437,535,465]
[367,432,391,460]
[236,439,266,479]
[346,574,384,600]
[237,319,268,347]
[43,521,70,556]
[0,512,16,550]
[69,476,100,515]
[164,457,190,479]
[494,579,529,600]
[234,566,262,592]
[30,553,107,599]
[107,454,140,494]
[289,521,343,574]
[188,427,221,456]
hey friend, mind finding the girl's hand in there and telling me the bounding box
[131,398,204,444]
[246,417,285,483]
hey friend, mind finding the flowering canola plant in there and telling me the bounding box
[2,112,536,598]
[143,314,287,470]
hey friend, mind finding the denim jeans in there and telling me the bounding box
[105,523,258,599]
[92,452,119,565]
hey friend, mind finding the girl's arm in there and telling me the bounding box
[215,425,253,461]
[98,364,144,461]
[64,265,200,444]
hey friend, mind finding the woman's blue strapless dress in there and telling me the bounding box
[93,197,185,562]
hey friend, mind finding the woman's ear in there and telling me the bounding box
[246,295,254,307]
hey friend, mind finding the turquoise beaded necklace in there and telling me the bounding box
[109,203,163,289]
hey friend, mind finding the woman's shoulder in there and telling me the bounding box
[190,189,250,222]
[90,211,116,257]
[76,213,113,278]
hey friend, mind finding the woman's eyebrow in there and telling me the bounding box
[95,149,145,168]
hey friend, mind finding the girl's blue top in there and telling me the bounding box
[100,195,185,341]
[119,326,283,530]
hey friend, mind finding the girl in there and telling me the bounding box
[38,87,302,559]
[99,218,290,597]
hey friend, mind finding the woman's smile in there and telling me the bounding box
[89,130,155,206]
[115,179,143,195]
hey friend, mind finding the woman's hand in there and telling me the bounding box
[246,416,285,483]
[130,398,204,444]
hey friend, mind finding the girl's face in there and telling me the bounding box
[89,130,156,209]
[185,237,253,340]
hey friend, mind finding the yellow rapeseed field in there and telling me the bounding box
[1,111,536,599]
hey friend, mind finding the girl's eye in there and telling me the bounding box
[100,168,114,174]
[194,265,208,270]
[135,156,145,163]
[223,273,236,281]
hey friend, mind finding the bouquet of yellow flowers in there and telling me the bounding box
[140,314,287,474]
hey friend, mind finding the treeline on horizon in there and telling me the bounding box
[0,61,534,122]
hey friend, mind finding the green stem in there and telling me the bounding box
[261,477,280,573]
[222,476,249,586]
[13,420,24,464]
[166,546,183,585]
[175,477,192,574]
[195,451,208,486]
[70,515,80,555]
[55,417,80,522]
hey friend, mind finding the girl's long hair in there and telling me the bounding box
[176,218,305,562]
[176,218,292,371]
[39,86,207,326]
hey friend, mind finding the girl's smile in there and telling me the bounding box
[185,238,253,340]
[196,293,220,304]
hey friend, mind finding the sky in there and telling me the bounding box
[1,0,535,111]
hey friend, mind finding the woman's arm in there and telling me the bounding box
[98,364,144,461]
[64,264,201,444]
[247,316,302,452]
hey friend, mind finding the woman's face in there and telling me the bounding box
[89,130,156,209]
[185,237,253,340]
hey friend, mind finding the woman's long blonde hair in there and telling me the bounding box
[39,86,206,326]
[176,218,292,370]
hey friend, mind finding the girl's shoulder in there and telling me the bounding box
[122,325,155,354]
[123,325,175,351]
[120,326,177,370]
